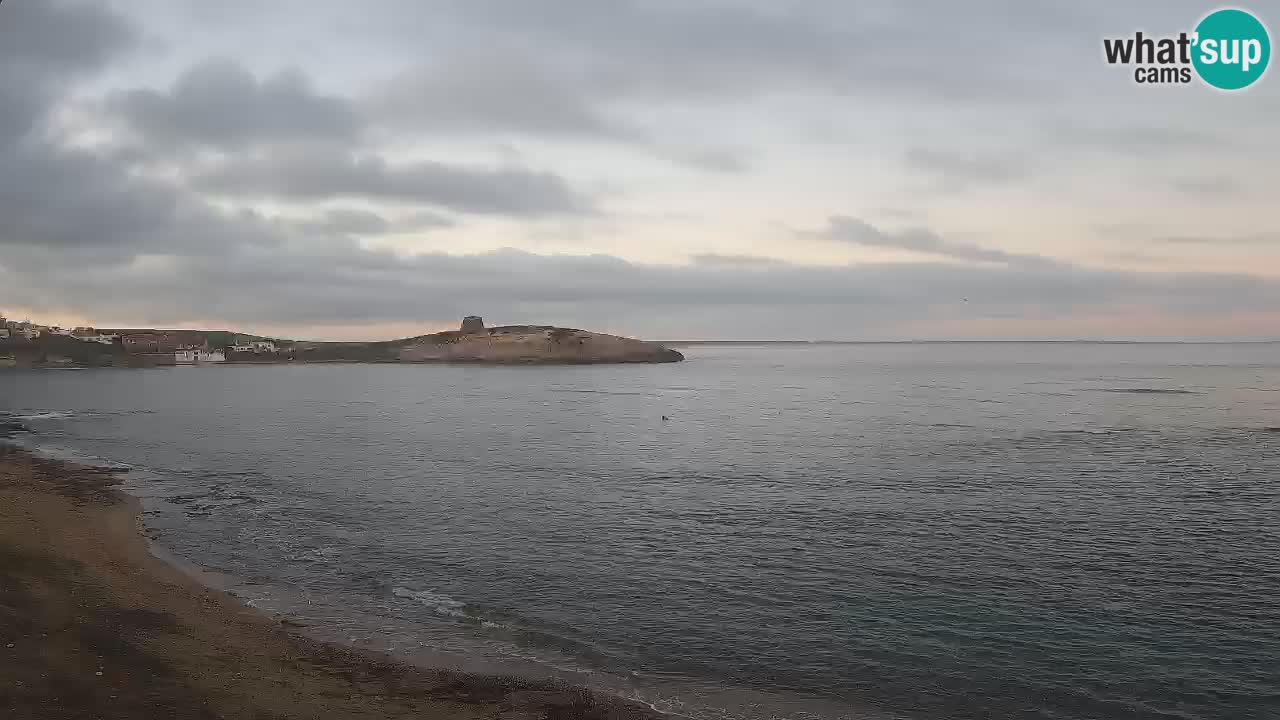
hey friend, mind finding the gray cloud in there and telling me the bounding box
[145,0,1089,106]
[373,49,748,174]
[96,53,597,217]
[671,147,750,174]
[1169,176,1243,199]
[374,49,635,140]
[0,0,135,75]
[6,237,1280,340]
[408,0,1044,103]
[1,0,137,143]
[4,0,1279,341]
[192,149,594,216]
[106,59,361,149]
[0,81,49,149]
[872,207,925,222]
[1053,124,1233,158]
[355,0,1053,174]
[2,146,1276,340]
[905,148,1027,191]
[0,2,238,266]
[689,253,786,268]
[289,208,456,236]
[307,209,395,236]
[1160,234,1276,246]
[820,216,1058,268]
[0,140,283,264]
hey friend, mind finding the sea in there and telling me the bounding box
[2,342,1279,720]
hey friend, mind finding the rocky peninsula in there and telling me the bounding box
[288,317,684,365]
[0,317,684,368]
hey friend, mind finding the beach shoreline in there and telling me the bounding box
[0,443,666,720]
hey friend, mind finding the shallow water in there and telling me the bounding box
[4,343,1280,719]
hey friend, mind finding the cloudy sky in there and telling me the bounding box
[1,0,1278,340]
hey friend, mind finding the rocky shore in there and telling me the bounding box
[0,443,665,720]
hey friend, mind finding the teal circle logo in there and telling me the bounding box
[1192,9,1270,90]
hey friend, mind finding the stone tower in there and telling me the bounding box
[460,315,486,334]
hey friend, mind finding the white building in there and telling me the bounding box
[175,349,226,364]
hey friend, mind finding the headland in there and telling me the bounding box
[0,315,684,368]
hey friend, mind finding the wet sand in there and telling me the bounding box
[0,444,664,720]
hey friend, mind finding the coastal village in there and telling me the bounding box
[0,312,282,368]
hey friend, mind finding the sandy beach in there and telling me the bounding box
[0,444,664,720]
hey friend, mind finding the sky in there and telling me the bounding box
[1,0,1278,341]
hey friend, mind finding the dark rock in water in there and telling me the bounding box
[1261,427,1280,433]
[657,347,685,363]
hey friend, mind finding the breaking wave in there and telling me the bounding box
[392,586,467,618]
[3,411,76,421]
[2,409,156,421]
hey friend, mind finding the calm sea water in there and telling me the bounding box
[3,343,1280,720]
